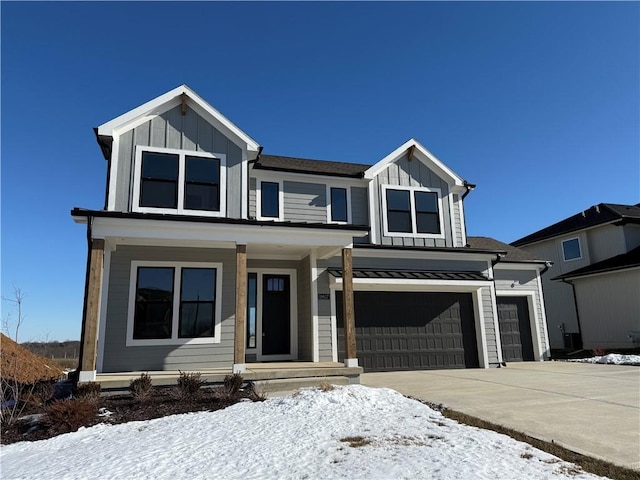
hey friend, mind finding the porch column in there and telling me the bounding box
[342,247,358,367]
[78,238,105,382]
[233,244,247,373]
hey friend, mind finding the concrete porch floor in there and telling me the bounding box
[95,362,362,390]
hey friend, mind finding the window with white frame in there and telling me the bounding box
[127,262,223,346]
[381,185,444,237]
[561,237,582,261]
[257,180,283,220]
[133,146,226,217]
[327,186,350,224]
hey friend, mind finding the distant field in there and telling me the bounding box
[21,341,80,369]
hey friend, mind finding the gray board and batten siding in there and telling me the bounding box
[370,153,461,248]
[101,245,237,373]
[113,105,244,217]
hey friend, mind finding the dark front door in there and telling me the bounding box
[262,274,290,356]
[497,297,535,362]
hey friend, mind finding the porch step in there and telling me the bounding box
[254,375,360,398]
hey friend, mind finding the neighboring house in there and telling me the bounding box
[73,85,551,382]
[512,203,640,350]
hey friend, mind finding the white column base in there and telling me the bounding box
[344,358,359,368]
[232,363,246,374]
[78,370,97,383]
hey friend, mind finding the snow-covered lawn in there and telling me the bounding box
[568,353,640,366]
[1,385,607,480]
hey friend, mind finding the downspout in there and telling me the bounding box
[490,253,506,366]
[561,278,584,349]
[461,181,476,200]
[75,216,93,382]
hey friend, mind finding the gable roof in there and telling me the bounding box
[512,203,640,247]
[95,84,260,159]
[467,236,544,263]
[552,246,640,281]
[363,138,467,190]
[253,154,370,178]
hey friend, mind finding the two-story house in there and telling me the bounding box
[73,85,551,383]
[512,204,640,351]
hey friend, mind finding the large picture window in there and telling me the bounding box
[127,262,223,346]
[134,147,226,217]
[382,185,444,238]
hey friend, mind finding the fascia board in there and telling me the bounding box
[352,248,495,262]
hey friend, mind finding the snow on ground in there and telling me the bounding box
[568,354,640,366]
[1,385,607,480]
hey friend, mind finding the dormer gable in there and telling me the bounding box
[366,139,471,248]
[99,85,261,219]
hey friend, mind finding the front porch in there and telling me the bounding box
[95,362,362,391]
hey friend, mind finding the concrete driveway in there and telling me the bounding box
[361,361,640,470]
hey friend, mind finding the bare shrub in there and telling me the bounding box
[44,398,98,434]
[244,380,267,401]
[318,382,335,392]
[593,348,607,357]
[129,373,153,401]
[340,436,371,448]
[176,372,204,400]
[74,382,102,404]
[24,381,55,408]
[223,374,244,397]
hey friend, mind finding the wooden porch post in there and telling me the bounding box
[342,247,358,367]
[233,244,247,373]
[79,238,105,382]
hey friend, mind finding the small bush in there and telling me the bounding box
[74,382,101,404]
[44,398,98,434]
[319,382,335,392]
[593,348,607,357]
[223,374,244,397]
[176,372,204,400]
[129,373,153,401]
[24,381,55,408]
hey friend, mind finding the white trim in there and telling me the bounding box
[495,291,544,362]
[78,370,96,383]
[326,184,352,224]
[125,261,223,347]
[97,85,260,151]
[248,268,298,361]
[256,179,284,221]
[309,252,320,362]
[364,138,465,188]
[250,170,366,188]
[561,237,583,262]
[329,282,338,362]
[241,149,248,219]
[107,135,120,210]
[368,182,378,244]
[96,247,112,373]
[473,289,489,368]
[344,358,359,368]
[380,185,445,239]
[535,270,551,359]
[459,197,467,246]
[495,262,548,271]
[132,145,227,217]
[487,262,504,364]
[352,247,495,262]
[449,192,457,248]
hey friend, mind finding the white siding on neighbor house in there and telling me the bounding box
[369,153,462,248]
[624,224,640,251]
[572,268,640,349]
[587,224,627,263]
[112,105,244,218]
[520,240,580,349]
[494,267,549,358]
[101,245,237,373]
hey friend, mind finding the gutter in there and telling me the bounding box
[75,216,94,382]
[461,181,476,200]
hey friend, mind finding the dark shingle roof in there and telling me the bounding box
[327,268,489,282]
[467,236,543,262]
[552,246,640,281]
[512,203,640,247]
[253,154,370,178]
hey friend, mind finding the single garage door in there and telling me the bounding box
[497,297,535,362]
[336,291,479,372]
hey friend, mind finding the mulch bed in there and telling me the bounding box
[2,385,259,445]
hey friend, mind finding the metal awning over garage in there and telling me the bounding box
[327,268,489,282]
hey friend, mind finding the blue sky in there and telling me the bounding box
[2,2,638,342]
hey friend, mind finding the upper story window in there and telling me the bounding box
[562,237,582,261]
[327,186,351,224]
[133,146,226,217]
[257,180,283,220]
[381,185,444,238]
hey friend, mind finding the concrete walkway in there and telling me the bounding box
[361,362,640,470]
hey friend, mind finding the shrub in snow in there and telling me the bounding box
[223,374,244,397]
[74,382,102,404]
[176,372,205,400]
[44,398,98,434]
[130,373,153,401]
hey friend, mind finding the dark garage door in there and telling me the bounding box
[497,297,535,362]
[336,291,479,372]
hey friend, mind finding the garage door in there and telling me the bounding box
[497,297,535,362]
[336,291,479,372]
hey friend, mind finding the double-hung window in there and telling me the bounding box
[134,146,226,217]
[257,180,283,220]
[127,261,223,346]
[382,185,444,238]
[327,186,351,224]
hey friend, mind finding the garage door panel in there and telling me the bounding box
[337,291,478,372]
